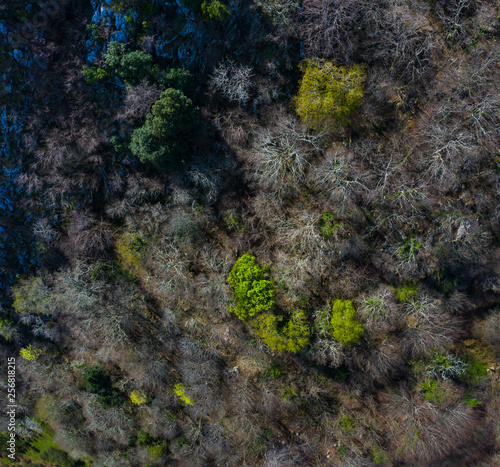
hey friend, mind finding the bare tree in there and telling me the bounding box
[402,296,462,358]
[118,80,161,123]
[300,0,360,63]
[210,61,254,105]
[255,117,321,196]
[385,388,477,464]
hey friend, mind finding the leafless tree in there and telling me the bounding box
[118,79,161,123]
[313,147,370,213]
[33,217,59,244]
[385,389,477,464]
[210,61,254,105]
[402,296,462,358]
[65,211,114,259]
[435,0,473,42]
[360,0,438,83]
[300,0,360,63]
[254,117,322,197]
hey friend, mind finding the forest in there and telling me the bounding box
[0,0,499,465]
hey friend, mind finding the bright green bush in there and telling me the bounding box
[130,88,200,170]
[227,254,276,321]
[147,440,168,462]
[253,309,310,353]
[330,299,364,346]
[130,390,147,405]
[295,59,366,131]
[201,0,230,21]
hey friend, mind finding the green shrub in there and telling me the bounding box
[259,362,284,381]
[130,88,200,170]
[426,353,467,380]
[137,429,155,447]
[0,317,16,341]
[330,299,364,346]
[201,0,230,21]
[295,59,366,131]
[225,209,245,232]
[281,387,296,400]
[253,309,310,353]
[227,254,276,321]
[393,282,418,302]
[339,414,355,432]
[174,383,194,405]
[420,379,446,404]
[461,352,488,386]
[40,447,83,467]
[12,276,51,315]
[83,366,124,408]
[147,440,168,461]
[155,68,193,94]
[82,65,109,84]
[372,444,391,465]
[317,210,340,239]
[464,393,482,408]
[105,42,153,84]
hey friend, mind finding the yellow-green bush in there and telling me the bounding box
[253,310,310,353]
[12,276,51,315]
[330,299,364,346]
[20,345,42,361]
[115,233,147,279]
[295,59,366,131]
[201,0,230,21]
[174,383,194,406]
[130,390,147,405]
